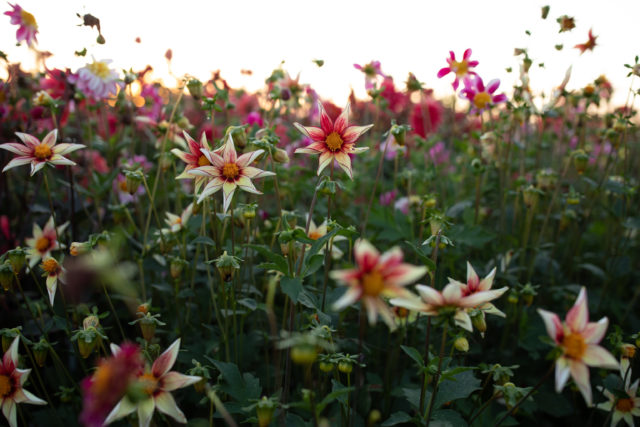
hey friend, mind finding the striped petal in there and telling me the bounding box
[2,156,32,172]
[555,356,571,392]
[566,287,589,332]
[342,124,373,144]
[333,103,350,135]
[222,182,236,213]
[152,339,181,377]
[295,141,325,154]
[30,161,47,176]
[582,345,619,369]
[332,287,361,311]
[162,372,202,391]
[538,308,563,344]
[569,360,592,406]
[0,142,31,155]
[318,102,334,134]
[49,155,76,167]
[137,397,156,427]
[582,317,608,344]
[41,129,58,147]
[236,149,264,168]
[15,132,41,148]
[354,239,380,271]
[236,176,261,194]
[334,151,353,179]
[416,285,445,306]
[1,399,16,427]
[293,123,325,142]
[104,397,137,424]
[52,143,85,155]
[317,151,333,176]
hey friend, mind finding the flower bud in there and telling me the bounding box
[572,150,589,174]
[214,251,241,282]
[522,185,540,209]
[256,397,277,427]
[83,315,100,330]
[454,337,469,352]
[291,344,317,365]
[541,5,550,19]
[536,169,557,191]
[140,317,156,342]
[368,410,382,426]
[470,311,487,333]
[33,90,54,107]
[32,338,49,367]
[70,241,91,256]
[620,343,636,359]
[273,148,289,164]
[0,263,14,291]
[470,158,485,176]
[124,169,144,195]
[338,361,353,374]
[170,257,188,280]
[77,335,97,358]
[319,361,334,373]
[230,127,247,149]
[187,79,203,100]
[391,124,406,146]
[7,248,27,274]
[96,34,105,44]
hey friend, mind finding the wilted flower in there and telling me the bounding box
[437,49,479,91]
[0,129,85,176]
[189,134,275,213]
[557,15,575,32]
[575,29,598,54]
[331,239,426,330]
[70,59,122,100]
[537,287,619,406]
[0,336,47,427]
[294,103,372,179]
[25,216,68,268]
[460,76,507,113]
[4,3,38,46]
[105,339,202,426]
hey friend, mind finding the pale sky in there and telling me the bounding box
[2,0,639,108]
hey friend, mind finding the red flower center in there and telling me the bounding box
[361,271,385,297]
[562,333,586,359]
[34,144,52,160]
[35,236,51,253]
[222,163,240,180]
[473,92,491,110]
[616,397,635,412]
[197,155,210,167]
[0,374,11,397]
[325,132,343,152]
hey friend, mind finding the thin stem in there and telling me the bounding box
[361,133,391,236]
[495,364,554,426]
[425,323,448,425]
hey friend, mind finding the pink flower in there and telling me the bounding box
[25,216,68,268]
[379,190,397,207]
[537,287,619,406]
[410,95,443,138]
[449,262,508,323]
[294,103,372,179]
[460,76,507,113]
[0,129,85,176]
[428,141,450,166]
[4,3,38,47]
[70,59,122,101]
[354,61,386,90]
[437,49,479,90]
[0,337,46,427]
[171,131,216,193]
[105,339,201,427]
[245,111,263,127]
[331,239,426,330]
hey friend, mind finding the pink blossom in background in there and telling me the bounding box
[354,60,387,90]
[437,49,478,91]
[69,59,123,101]
[379,190,397,207]
[4,3,38,46]
[245,111,263,127]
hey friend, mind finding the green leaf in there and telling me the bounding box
[434,370,481,409]
[316,382,354,414]
[381,411,414,426]
[405,241,436,272]
[307,229,339,259]
[447,225,496,249]
[400,345,425,369]
[303,254,325,277]
[210,360,261,404]
[247,244,288,274]
[281,277,303,304]
[191,236,216,246]
[431,409,468,427]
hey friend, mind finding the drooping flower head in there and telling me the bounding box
[331,239,426,330]
[537,287,619,406]
[40,257,65,306]
[4,3,38,47]
[25,216,68,268]
[0,336,47,427]
[437,49,479,91]
[162,203,193,235]
[575,29,598,54]
[294,103,372,179]
[460,76,507,113]
[189,134,275,213]
[70,59,122,100]
[105,339,202,427]
[171,131,217,192]
[0,129,85,176]
[80,342,144,427]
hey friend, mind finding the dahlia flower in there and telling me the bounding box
[294,103,372,179]
[189,134,274,213]
[437,49,479,91]
[40,257,65,306]
[70,59,122,100]
[162,203,193,234]
[4,3,38,47]
[537,287,619,406]
[460,76,507,113]
[171,131,217,192]
[597,365,640,427]
[331,239,426,330]
[0,336,47,427]
[300,216,346,260]
[575,29,598,54]
[25,216,68,268]
[449,262,508,321]
[0,129,85,176]
[105,339,201,427]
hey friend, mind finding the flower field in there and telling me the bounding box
[1,4,640,427]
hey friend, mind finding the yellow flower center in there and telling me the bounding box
[222,162,240,180]
[473,92,492,110]
[20,9,37,28]
[0,374,11,397]
[562,333,586,359]
[309,231,323,240]
[361,271,385,297]
[616,397,635,412]
[33,144,52,160]
[325,132,343,152]
[451,60,469,77]
[197,154,210,167]
[88,61,111,79]
[35,236,51,253]
[139,373,158,396]
[41,258,60,274]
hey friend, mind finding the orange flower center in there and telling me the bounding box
[91,363,113,395]
[361,271,385,297]
[197,154,210,167]
[562,333,586,359]
[222,163,240,180]
[88,61,111,79]
[139,373,158,395]
[0,374,11,397]
[473,92,492,110]
[34,144,52,160]
[325,132,343,152]
[309,231,323,240]
[616,397,635,412]
[41,258,60,274]
[118,180,128,192]
[451,60,469,77]
[20,9,37,28]
[35,236,51,253]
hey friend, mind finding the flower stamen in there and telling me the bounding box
[33,144,52,160]
[563,333,586,359]
[35,236,50,253]
[139,373,158,396]
[41,258,60,275]
[0,374,11,397]
[221,163,240,180]
[197,155,210,167]
[616,398,635,412]
[473,92,492,110]
[325,132,343,152]
[362,271,385,297]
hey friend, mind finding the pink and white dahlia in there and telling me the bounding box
[71,59,123,101]
[4,3,38,47]
[171,131,217,192]
[537,287,619,406]
[105,339,201,427]
[331,239,426,330]
[0,337,47,427]
[294,103,372,179]
[189,134,274,213]
[460,76,507,113]
[450,262,508,319]
[437,49,479,91]
[0,129,85,176]
[25,216,68,268]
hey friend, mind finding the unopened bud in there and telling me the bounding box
[256,397,277,427]
[454,337,469,352]
[70,241,90,256]
[273,148,289,164]
[573,150,589,174]
[187,79,203,100]
[470,311,487,333]
[0,263,14,291]
[7,248,26,274]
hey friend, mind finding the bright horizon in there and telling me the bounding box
[2,0,639,109]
